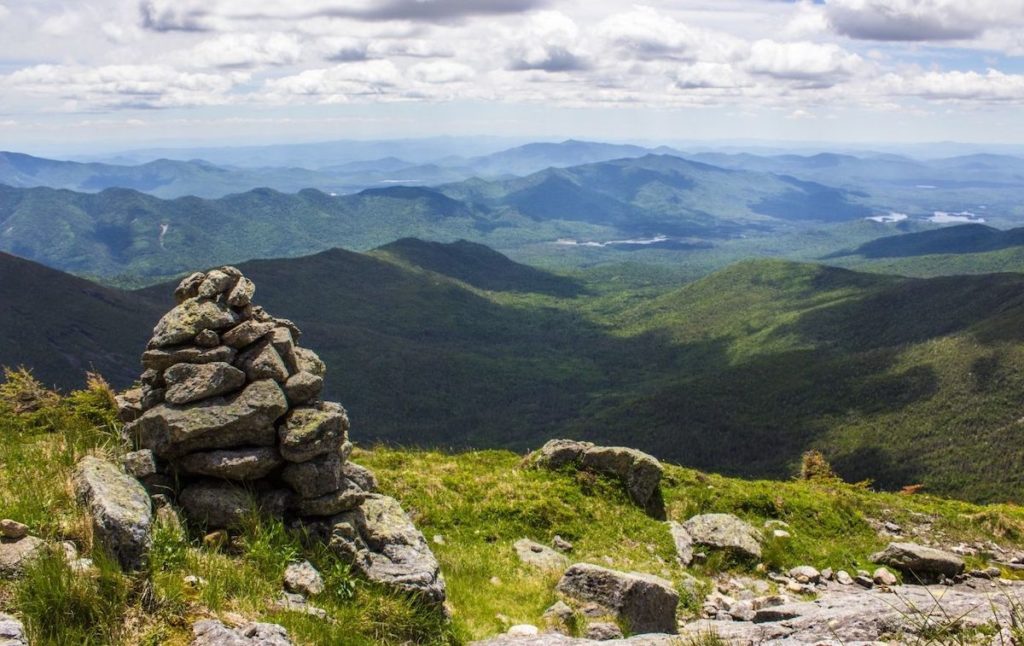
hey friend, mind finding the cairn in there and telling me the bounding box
[120,266,366,527]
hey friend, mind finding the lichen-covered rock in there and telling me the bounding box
[122,449,157,479]
[342,462,378,493]
[164,361,246,405]
[174,272,205,303]
[142,344,236,372]
[283,371,323,406]
[682,513,762,560]
[222,320,276,349]
[294,347,326,377]
[236,338,290,383]
[529,439,594,469]
[278,405,348,463]
[177,447,283,480]
[127,379,288,458]
[668,521,693,566]
[190,619,292,646]
[294,477,366,516]
[179,481,256,529]
[284,560,324,596]
[72,456,152,571]
[150,298,238,348]
[228,277,256,307]
[580,447,663,511]
[282,450,348,498]
[556,563,678,635]
[329,494,446,605]
[198,269,234,298]
[871,542,964,580]
[514,538,569,571]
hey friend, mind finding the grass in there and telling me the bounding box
[7,373,1024,643]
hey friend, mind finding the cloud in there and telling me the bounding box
[39,10,85,36]
[880,68,1024,102]
[746,40,864,87]
[674,62,748,90]
[597,6,743,63]
[825,0,1024,42]
[506,11,589,72]
[409,60,474,84]
[263,60,403,101]
[189,33,302,68]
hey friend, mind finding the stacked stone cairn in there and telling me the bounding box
[121,266,363,526]
[118,266,445,608]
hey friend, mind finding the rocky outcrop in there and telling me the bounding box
[514,539,569,571]
[327,494,447,606]
[190,619,292,646]
[871,542,964,581]
[556,563,678,635]
[528,440,664,516]
[121,266,367,529]
[72,455,152,571]
[681,513,762,560]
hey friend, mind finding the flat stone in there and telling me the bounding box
[871,542,965,580]
[283,371,323,406]
[0,536,45,577]
[556,563,678,635]
[294,477,367,516]
[329,494,446,605]
[0,520,28,540]
[141,344,236,372]
[180,481,257,529]
[271,592,328,619]
[514,538,569,571]
[73,456,152,571]
[681,513,762,560]
[190,619,292,646]
[150,298,238,348]
[222,320,276,349]
[284,560,324,596]
[177,447,284,480]
[282,449,348,498]
[116,388,144,423]
[126,379,288,459]
[668,521,693,566]
[164,361,246,405]
[278,405,348,463]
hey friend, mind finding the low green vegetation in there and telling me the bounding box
[5,375,1024,644]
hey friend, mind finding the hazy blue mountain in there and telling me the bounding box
[830,223,1024,259]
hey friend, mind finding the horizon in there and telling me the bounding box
[2,1,1024,154]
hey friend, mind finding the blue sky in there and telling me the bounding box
[1,0,1023,153]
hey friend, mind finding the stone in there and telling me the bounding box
[556,563,678,634]
[164,361,246,405]
[342,462,378,493]
[122,449,157,479]
[585,622,624,640]
[328,494,446,605]
[282,450,348,498]
[140,385,165,410]
[270,327,299,375]
[0,520,28,540]
[681,513,762,560]
[222,320,276,349]
[788,565,820,584]
[236,338,290,383]
[150,298,237,348]
[0,536,45,576]
[873,567,898,586]
[553,535,574,552]
[284,560,324,596]
[508,625,540,637]
[871,542,965,580]
[260,489,295,519]
[190,619,292,646]
[142,344,236,372]
[820,567,833,581]
[116,388,144,423]
[198,269,234,298]
[294,477,366,516]
[127,379,288,459]
[278,405,348,463]
[177,447,284,480]
[295,347,326,377]
[174,272,205,304]
[529,439,594,469]
[668,521,693,566]
[514,538,569,571]
[283,371,323,406]
[194,329,220,347]
[72,455,152,571]
[854,575,874,588]
[203,529,229,549]
[543,600,575,632]
[0,613,27,646]
[181,481,257,528]
[271,592,328,619]
[228,277,256,307]
[753,606,803,623]
[835,570,854,585]
[580,446,663,511]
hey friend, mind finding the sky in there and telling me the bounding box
[2,0,1024,153]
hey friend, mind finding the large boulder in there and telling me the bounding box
[556,563,678,635]
[580,446,663,511]
[72,456,152,571]
[329,494,446,605]
[530,439,594,469]
[126,380,288,458]
[871,542,964,580]
[681,513,762,560]
[190,620,292,646]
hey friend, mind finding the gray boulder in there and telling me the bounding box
[177,447,283,481]
[0,613,27,646]
[295,347,326,377]
[294,477,367,517]
[328,494,446,605]
[530,439,594,469]
[668,521,693,566]
[282,450,347,498]
[0,536,45,577]
[180,481,256,529]
[150,298,237,348]
[190,620,292,646]
[228,277,256,307]
[283,371,323,406]
[236,338,290,383]
[556,563,678,635]
[127,379,288,458]
[72,456,152,571]
[681,513,762,560]
[141,344,235,372]
[284,560,324,596]
[514,538,569,571]
[222,320,276,349]
[342,462,379,492]
[871,542,964,580]
[278,405,348,463]
[580,446,663,511]
[164,361,246,405]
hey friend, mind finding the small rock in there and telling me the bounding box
[203,529,229,550]
[490,576,502,586]
[585,622,624,640]
[433,535,445,545]
[271,592,328,619]
[514,538,569,571]
[753,606,802,623]
[854,574,874,588]
[0,613,28,646]
[543,600,575,633]
[873,567,898,586]
[121,449,157,480]
[557,563,678,634]
[194,329,220,347]
[835,570,854,585]
[0,536,45,576]
[553,535,573,552]
[0,520,28,540]
[507,625,539,636]
[788,565,820,584]
[341,462,378,493]
[284,560,324,596]
[772,529,791,539]
[669,521,694,566]
[682,513,762,560]
[820,567,833,581]
[190,619,292,646]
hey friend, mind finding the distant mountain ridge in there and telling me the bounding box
[831,223,1024,259]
